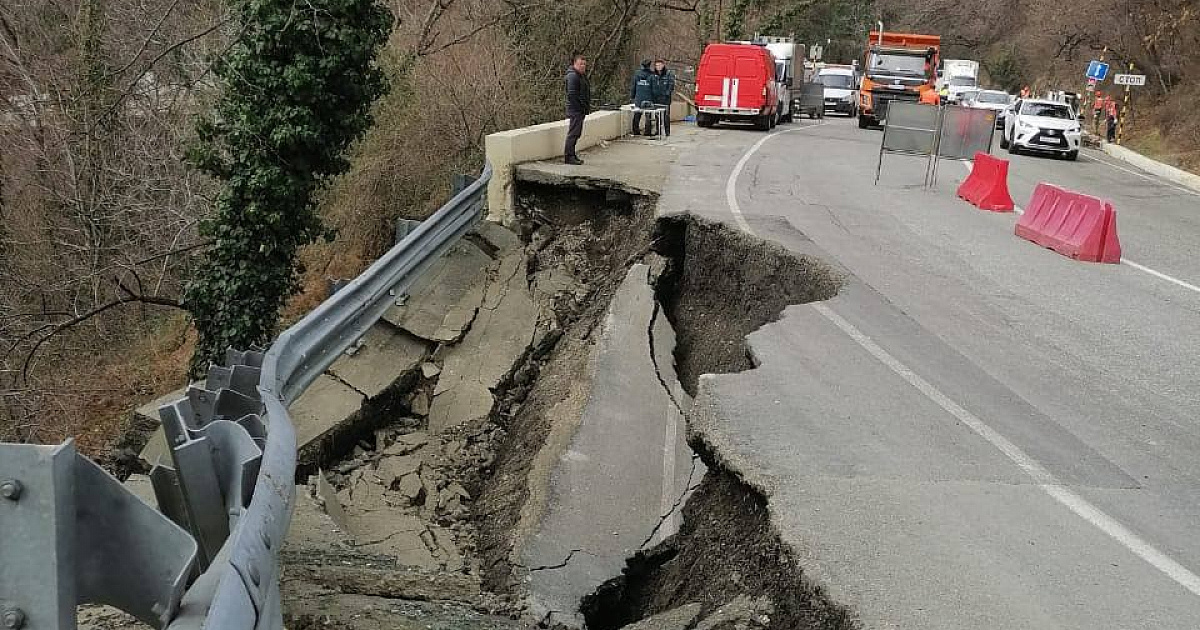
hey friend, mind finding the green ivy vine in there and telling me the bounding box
[184,0,391,373]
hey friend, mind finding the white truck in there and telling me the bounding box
[940,59,979,103]
[760,35,799,123]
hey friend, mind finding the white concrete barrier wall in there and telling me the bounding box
[486,110,631,224]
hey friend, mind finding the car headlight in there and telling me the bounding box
[843,94,855,102]
[1018,120,1035,131]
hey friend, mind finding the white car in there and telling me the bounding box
[966,89,1012,128]
[1001,99,1081,160]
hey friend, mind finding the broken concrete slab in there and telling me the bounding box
[383,239,492,343]
[316,473,352,532]
[123,473,157,508]
[287,484,354,554]
[693,596,773,630]
[474,219,522,254]
[377,454,423,485]
[395,473,424,504]
[522,265,693,627]
[346,512,439,569]
[132,384,191,429]
[384,431,431,455]
[618,603,703,630]
[428,247,538,433]
[648,300,706,546]
[328,322,430,399]
[290,373,365,451]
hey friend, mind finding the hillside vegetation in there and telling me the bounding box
[2,0,1196,451]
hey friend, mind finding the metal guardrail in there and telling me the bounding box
[0,162,492,630]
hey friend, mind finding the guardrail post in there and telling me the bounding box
[0,441,197,629]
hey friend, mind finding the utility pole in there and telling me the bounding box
[1117,61,1133,145]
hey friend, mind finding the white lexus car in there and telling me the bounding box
[1000,99,1082,160]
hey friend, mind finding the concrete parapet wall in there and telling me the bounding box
[1102,142,1200,193]
[485,110,631,225]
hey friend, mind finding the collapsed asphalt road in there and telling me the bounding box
[656,117,1200,629]
[265,169,858,630]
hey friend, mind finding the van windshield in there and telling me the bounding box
[949,76,976,87]
[977,91,1009,104]
[821,73,853,89]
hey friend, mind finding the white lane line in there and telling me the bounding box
[725,122,829,233]
[812,302,1200,598]
[659,399,678,542]
[1085,152,1199,197]
[1121,259,1200,293]
[961,161,1200,295]
[730,136,1200,598]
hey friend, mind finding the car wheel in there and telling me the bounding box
[696,113,713,128]
[999,133,1009,149]
[756,114,771,131]
[1007,139,1019,155]
[1065,150,1079,161]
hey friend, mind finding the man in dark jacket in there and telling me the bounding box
[564,53,590,165]
[630,60,656,135]
[653,58,675,137]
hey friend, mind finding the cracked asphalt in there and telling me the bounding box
[658,117,1200,629]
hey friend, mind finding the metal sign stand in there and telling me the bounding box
[876,103,997,188]
[875,102,940,188]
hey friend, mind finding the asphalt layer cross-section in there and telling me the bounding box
[660,117,1200,629]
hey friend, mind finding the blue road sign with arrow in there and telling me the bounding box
[1086,60,1110,81]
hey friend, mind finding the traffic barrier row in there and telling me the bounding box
[957,151,1015,212]
[1015,182,1122,263]
[956,152,1123,264]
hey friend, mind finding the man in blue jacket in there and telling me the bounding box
[630,60,656,135]
[653,59,675,137]
[564,53,590,165]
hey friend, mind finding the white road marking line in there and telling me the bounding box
[812,302,1200,599]
[729,134,1200,598]
[1085,152,1199,197]
[725,122,829,233]
[962,161,1200,295]
[1120,259,1200,293]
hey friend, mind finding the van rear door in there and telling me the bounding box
[697,50,733,107]
[733,51,766,110]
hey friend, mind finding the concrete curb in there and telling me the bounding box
[1101,142,1200,193]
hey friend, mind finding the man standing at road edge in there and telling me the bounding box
[653,58,675,137]
[565,53,590,165]
[630,60,656,135]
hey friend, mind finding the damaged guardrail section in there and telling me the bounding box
[0,163,493,630]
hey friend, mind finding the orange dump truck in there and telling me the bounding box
[858,31,940,128]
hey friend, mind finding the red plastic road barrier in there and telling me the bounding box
[957,152,1015,212]
[1015,183,1122,263]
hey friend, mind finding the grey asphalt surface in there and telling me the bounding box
[660,116,1200,628]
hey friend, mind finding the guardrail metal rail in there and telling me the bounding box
[0,163,492,630]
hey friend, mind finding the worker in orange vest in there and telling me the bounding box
[1105,97,1119,142]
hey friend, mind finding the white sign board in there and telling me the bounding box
[809,45,823,61]
[1113,74,1146,86]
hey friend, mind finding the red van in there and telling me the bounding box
[694,43,780,131]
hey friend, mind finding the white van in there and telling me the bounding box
[818,65,857,116]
